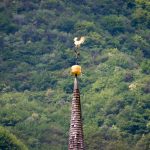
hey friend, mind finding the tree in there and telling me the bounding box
[0,126,27,150]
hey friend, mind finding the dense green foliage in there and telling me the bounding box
[0,126,27,150]
[0,0,150,149]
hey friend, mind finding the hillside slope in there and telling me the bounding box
[0,0,150,149]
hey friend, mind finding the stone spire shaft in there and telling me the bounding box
[68,77,84,150]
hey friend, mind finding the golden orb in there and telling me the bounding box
[71,65,81,76]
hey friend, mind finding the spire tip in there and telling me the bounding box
[74,77,79,90]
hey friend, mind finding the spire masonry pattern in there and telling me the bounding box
[68,77,84,150]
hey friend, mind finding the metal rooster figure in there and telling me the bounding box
[73,36,85,64]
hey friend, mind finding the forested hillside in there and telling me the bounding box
[0,0,150,149]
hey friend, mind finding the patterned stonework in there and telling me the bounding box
[68,77,84,150]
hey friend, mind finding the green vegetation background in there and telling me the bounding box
[0,0,150,149]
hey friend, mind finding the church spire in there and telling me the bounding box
[68,65,84,150]
[68,36,85,150]
[68,75,84,150]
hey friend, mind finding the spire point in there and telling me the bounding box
[74,76,79,90]
[68,73,84,150]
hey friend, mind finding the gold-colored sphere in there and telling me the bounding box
[71,65,81,76]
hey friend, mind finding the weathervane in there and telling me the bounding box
[73,36,85,65]
[71,36,85,77]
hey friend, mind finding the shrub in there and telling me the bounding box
[141,60,150,74]
[0,126,27,150]
[75,21,95,32]
[101,15,131,34]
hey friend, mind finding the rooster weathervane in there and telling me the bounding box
[73,36,85,64]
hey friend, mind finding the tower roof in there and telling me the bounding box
[68,76,84,150]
